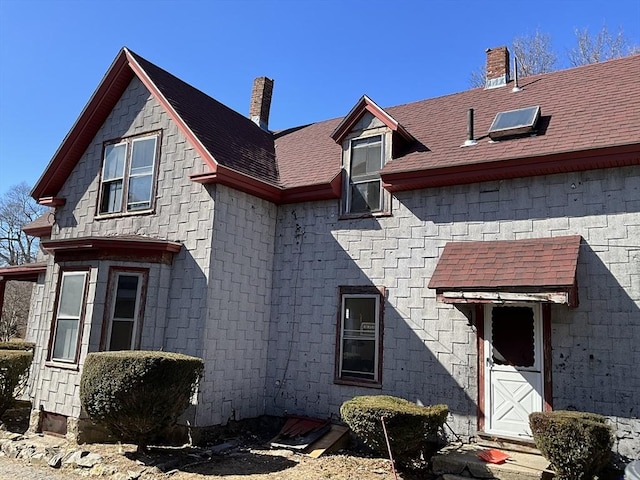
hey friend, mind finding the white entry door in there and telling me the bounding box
[484,304,544,439]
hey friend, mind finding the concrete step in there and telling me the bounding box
[432,443,554,480]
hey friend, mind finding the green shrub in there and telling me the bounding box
[0,340,35,351]
[529,410,613,480]
[0,350,33,416]
[340,395,448,467]
[80,351,204,452]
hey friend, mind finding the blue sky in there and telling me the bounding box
[1,0,638,196]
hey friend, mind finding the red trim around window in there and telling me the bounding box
[99,266,149,351]
[46,267,90,367]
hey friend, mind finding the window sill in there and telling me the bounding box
[95,209,155,220]
[335,378,382,389]
[45,361,80,371]
[339,210,392,221]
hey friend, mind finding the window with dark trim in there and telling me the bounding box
[336,286,384,386]
[102,268,148,351]
[48,269,89,364]
[98,131,160,215]
[343,135,385,214]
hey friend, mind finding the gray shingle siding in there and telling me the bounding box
[266,166,640,458]
[22,75,639,459]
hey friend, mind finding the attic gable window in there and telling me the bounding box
[343,134,389,215]
[98,132,160,215]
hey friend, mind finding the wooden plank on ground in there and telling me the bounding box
[306,425,350,458]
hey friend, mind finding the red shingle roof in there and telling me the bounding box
[276,54,640,190]
[32,49,640,203]
[0,262,47,281]
[22,211,54,237]
[127,51,279,185]
[428,235,582,290]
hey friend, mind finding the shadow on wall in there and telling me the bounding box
[265,205,478,438]
[552,241,640,420]
[265,165,639,449]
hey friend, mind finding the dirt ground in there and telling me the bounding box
[1,406,432,480]
[82,442,427,479]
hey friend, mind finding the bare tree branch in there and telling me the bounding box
[569,25,640,66]
[0,182,47,267]
[511,30,557,77]
[0,282,33,341]
[0,182,47,340]
[469,65,486,89]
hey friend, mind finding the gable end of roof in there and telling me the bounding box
[31,48,281,204]
[330,95,416,144]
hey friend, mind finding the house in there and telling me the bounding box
[0,46,638,459]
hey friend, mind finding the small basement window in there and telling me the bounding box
[488,106,540,140]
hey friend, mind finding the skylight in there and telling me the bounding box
[488,106,541,140]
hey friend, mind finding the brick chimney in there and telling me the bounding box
[485,46,510,89]
[249,77,274,130]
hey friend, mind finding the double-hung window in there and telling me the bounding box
[99,132,159,215]
[50,270,89,363]
[104,270,146,351]
[345,135,384,214]
[336,286,384,385]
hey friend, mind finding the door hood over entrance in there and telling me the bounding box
[428,235,582,307]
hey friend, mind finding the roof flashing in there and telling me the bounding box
[488,105,541,140]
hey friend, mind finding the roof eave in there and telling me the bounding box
[383,144,640,192]
[41,236,182,265]
[435,288,577,307]
[191,167,343,205]
[280,172,343,204]
[190,165,282,203]
[42,236,182,254]
[22,225,53,238]
[0,262,48,282]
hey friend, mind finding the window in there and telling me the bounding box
[491,306,535,367]
[99,132,160,215]
[344,135,384,214]
[104,270,147,350]
[50,270,88,363]
[336,286,384,385]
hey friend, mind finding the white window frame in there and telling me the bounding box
[98,132,160,216]
[50,270,88,364]
[104,271,145,351]
[336,287,384,385]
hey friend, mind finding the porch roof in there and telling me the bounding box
[41,235,182,265]
[0,262,47,282]
[428,235,582,306]
[0,262,48,319]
